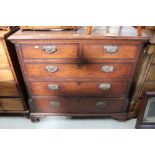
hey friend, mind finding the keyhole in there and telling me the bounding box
[77,64,81,69]
[77,81,81,85]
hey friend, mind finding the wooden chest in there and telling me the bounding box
[0,28,28,114]
[9,26,150,121]
[130,36,155,114]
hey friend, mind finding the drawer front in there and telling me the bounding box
[83,44,138,59]
[25,63,133,80]
[0,69,14,81]
[146,65,155,81]
[0,41,10,67]
[33,97,128,114]
[0,98,24,111]
[0,82,20,97]
[30,81,128,97]
[21,44,78,59]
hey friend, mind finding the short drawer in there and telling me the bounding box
[0,69,14,81]
[83,44,138,59]
[0,98,24,111]
[0,41,10,67]
[25,63,133,81]
[0,82,20,97]
[32,97,128,114]
[30,81,128,97]
[21,44,78,59]
[146,65,155,81]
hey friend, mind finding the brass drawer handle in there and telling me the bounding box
[99,83,111,90]
[48,84,59,90]
[101,66,114,72]
[45,65,58,73]
[104,45,118,54]
[42,45,57,54]
[96,101,106,108]
[50,101,60,107]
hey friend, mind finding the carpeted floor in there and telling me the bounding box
[0,116,136,129]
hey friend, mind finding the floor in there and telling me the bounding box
[0,116,136,129]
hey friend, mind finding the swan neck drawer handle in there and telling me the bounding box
[101,66,114,72]
[42,45,57,54]
[99,83,111,90]
[45,65,58,73]
[48,84,59,90]
[104,45,118,54]
[96,101,106,108]
[50,101,60,107]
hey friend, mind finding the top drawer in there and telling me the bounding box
[21,44,78,59]
[83,44,138,59]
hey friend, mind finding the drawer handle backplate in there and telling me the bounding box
[48,84,59,90]
[104,45,118,54]
[45,65,58,73]
[96,101,106,108]
[101,66,114,72]
[50,101,60,107]
[99,83,111,90]
[42,45,57,54]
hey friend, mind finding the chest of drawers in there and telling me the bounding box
[0,28,28,114]
[9,26,150,122]
[130,36,155,115]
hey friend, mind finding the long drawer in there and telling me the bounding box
[30,81,128,97]
[83,44,138,59]
[21,44,78,59]
[0,41,10,67]
[0,98,24,111]
[32,97,128,114]
[25,63,133,81]
[0,68,14,81]
[0,82,20,97]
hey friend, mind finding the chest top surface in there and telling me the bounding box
[8,26,152,41]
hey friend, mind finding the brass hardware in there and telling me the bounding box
[99,83,111,90]
[96,101,106,108]
[101,66,114,72]
[104,45,118,54]
[48,84,59,90]
[42,45,57,54]
[50,101,60,107]
[45,65,58,73]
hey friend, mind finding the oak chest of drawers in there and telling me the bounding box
[130,36,155,114]
[0,28,28,114]
[9,26,150,121]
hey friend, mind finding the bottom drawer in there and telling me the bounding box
[32,97,128,114]
[0,98,24,111]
